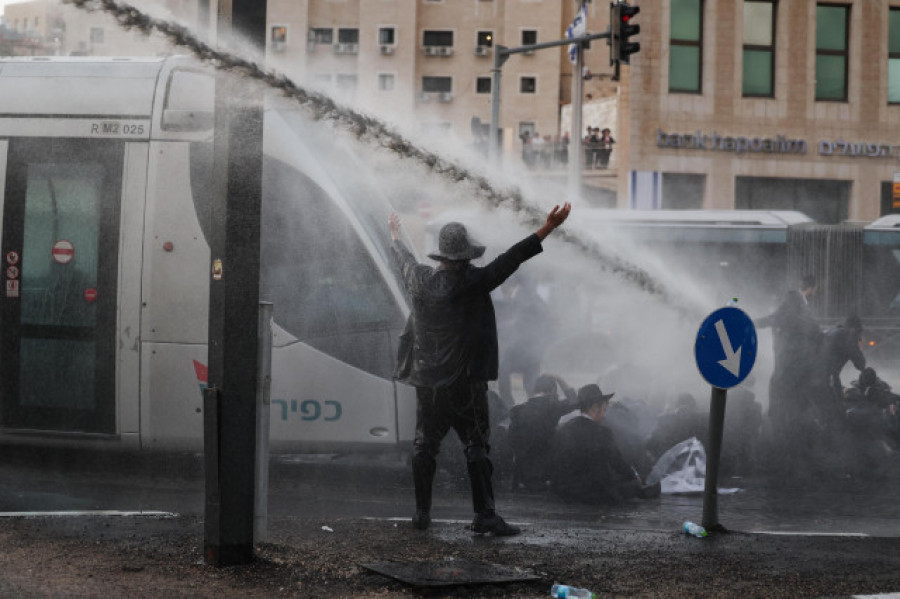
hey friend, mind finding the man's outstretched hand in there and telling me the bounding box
[537,202,572,240]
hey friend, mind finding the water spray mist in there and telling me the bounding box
[62,0,677,305]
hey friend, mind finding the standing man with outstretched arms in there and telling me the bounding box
[389,203,572,535]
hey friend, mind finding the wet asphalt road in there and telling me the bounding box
[4,447,900,597]
[3,448,900,538]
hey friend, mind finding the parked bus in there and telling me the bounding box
[0,56,416,452]
[427,208,900,391]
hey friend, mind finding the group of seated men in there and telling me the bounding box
[507,374,660,504]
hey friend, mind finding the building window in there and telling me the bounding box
[662,173,705,209]
[522,30,537,45]
[815,3,849,102]
[311,28,333,44]
[378,73,395,91]
[477,30,493,47]
[271,26,287,44]
[476,77,491,94]
[34,17,39,28]
[520,76,536,93]
[422,76,452,93]
[669,0,703,94]
[90,27,105,44]
[379,27,395,45]
[338,28,359,44]
[889,9,900,103]
[742,0,775,97]
[423,30,453,47]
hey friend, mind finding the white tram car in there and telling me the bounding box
[0,56,417,452]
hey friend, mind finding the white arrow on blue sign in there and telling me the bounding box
[694,306,757,389]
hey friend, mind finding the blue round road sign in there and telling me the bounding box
[694,306,757,389]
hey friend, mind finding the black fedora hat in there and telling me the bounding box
[577,384,615,410]
[428,222,486,262]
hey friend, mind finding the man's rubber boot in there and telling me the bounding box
[466,457,496,515]
[412,453,436,530]
[472,512,521,536]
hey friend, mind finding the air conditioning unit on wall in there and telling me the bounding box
[334,43,358,54]
[380,45,394,55]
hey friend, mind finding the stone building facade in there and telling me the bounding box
[619,0,900,223]
[2,0,197,56]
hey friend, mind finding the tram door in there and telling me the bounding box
[1,139,122,434]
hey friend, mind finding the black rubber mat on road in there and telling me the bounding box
[361,559,540,587]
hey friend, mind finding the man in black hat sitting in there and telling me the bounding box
[389,202,571,535]
[550,384,660,504]
[508,373,579,491]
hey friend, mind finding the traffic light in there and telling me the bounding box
[608,2,620,67]
[617,2,641,64]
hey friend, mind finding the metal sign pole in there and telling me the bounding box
[254,302,273,544]
[203,0,267,567]
[694,305,758,534]
[701,386,728,531]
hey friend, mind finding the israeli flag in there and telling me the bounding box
[566,4,588,64]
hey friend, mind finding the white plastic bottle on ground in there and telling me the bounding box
[551,583,597,598]
[683,521,708,537]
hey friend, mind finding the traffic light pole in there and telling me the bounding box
[569,41,585,200]
[488,31,610,166]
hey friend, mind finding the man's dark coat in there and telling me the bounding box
[391,234,543,388]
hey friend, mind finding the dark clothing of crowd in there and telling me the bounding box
[757,289,824,436]
[550,415,645,504]
[822,323,866,399]
[844,369,900,453]
[508,386,578,491]
[583,127,614,169]
[393,235,542,388]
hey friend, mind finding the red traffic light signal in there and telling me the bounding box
[618,3,640,64]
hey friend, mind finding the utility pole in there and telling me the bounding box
[488,45,507,165]
[197,0,211,41]
[204,0,267,567]
[568,0,588,201]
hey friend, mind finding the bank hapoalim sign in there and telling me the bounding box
[657,128,900,160]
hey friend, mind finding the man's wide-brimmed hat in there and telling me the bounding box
[428,222,486,262]
[577,384,615,410]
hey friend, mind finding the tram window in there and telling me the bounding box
[21,163,101,328]
[862,243,900,316]
[260,157,400,338]
[188,141,403,375]
[162,69,214,132]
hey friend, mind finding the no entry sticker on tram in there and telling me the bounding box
[51,240,75,264]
